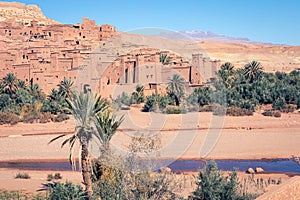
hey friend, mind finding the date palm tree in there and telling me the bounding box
[218,62,236,89]
[243,60,263,82]
[94,110,124,149]
[160,54,171,65]
[49,92,107,199]
[58,77,74,98]
[167,74,185,106]
[2,73,18,98]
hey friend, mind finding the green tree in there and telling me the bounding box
[159,54,171,65]
[16,80,28,90]
[243,61,263,82]
[192,161,246,200]
[218,62,236,89]
[167,74,185,106]
[49,92,107,199]
[94,110,124,149]
[0,94,11,111]
[188,87,211,107]
[58,77,74,98]
[131,84,145,104]
[2,73,18,98]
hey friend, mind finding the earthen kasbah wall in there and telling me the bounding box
[97,48,220,99]
[0,17,219,96]
[0,18,116,93]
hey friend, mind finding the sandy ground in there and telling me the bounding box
[0,110,299,197]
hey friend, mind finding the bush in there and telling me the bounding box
[281,104,297,113]
[20,102,43,123]
[199,105,213,112]
[0,111,19,125]
[47,173,62,181]
[212,104,226,116]
[262,110,281,118]
[0,190,46,199]
[272,97,286,110]
[165,105,182,114]
[54,173,62,180]
[43,182,87,200]
[52,113,69,122]
[47,174,54,181]
[15,172,30,179]
[190,161,256,200]
[226,107,253,116]
[39,112,53,123]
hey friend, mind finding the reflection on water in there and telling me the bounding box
[0,159,299,173]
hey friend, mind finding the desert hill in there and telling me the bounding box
[198,40,300,72]
[0,2,58,25]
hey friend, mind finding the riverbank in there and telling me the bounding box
[0,110,299,197]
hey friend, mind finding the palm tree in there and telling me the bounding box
[2,73,18,98]
[49,92,107,199]
[167,74,185,106]
[218,62,236,89]
[243,61,263,82]
[94,110,124,149]
[131,84,145,104]
[58,77,74,98]
[159,54,171,65]
[16,80,28,90]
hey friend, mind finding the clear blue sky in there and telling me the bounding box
[4,0,300,45]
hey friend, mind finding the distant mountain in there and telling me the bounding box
[158,30,276,45]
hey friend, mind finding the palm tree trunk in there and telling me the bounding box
[81,143,94,199]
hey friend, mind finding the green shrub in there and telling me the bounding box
[272,97,286,110]
[226,107,253,116]
[15,172,30,179]
[52,113,69,122]
[0,111,19,125]
[44,182,87,200]
[190,161,256,200]
[165,105,182,114]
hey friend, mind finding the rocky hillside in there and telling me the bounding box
[0,2,59,25]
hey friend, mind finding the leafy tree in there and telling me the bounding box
[167,74,185,106]
[2,73,18,98]
[143,93,172,112]
[0,94,11,111]
[243,61,263,82]
[49,92,107,199]
[191,161,248,200]
[159,53,171,65]
[14,88,32,107]
[42,89,68,114]
[188,87,211,107]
